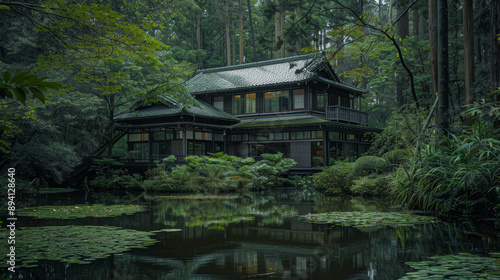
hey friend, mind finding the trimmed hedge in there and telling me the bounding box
[353,156,388,175]
[312,162,355,195]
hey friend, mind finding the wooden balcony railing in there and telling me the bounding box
[325,106,368,125]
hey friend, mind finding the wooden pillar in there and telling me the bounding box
[182,130,187,158]
[148,129,153,164]
[323,127,328,166]
[223,130,227,154]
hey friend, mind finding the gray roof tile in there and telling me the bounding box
[186,53,363,94]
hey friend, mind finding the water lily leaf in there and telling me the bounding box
[151,229,182,233]
[301,212,437,228]
[0,226,158,269]
[400,253,500,279]
[18,204,146,219]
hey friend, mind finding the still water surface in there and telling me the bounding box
[6,188,499,279]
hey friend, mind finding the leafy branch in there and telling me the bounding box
[330,0,421,110]
[0,71,62,104]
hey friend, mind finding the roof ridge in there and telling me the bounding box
[196,52,322,74]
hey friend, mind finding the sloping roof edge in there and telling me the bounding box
[115,96,240,123]
[196,53,320,75]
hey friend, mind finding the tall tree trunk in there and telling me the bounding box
[438,0,450,134]
[396,0,409,107]
[429,0,439,95]
[396,1,409,39]
[274,0,285,58]
[196,11,202,68]
[239,0,244,64]
[413,8,419,37]
[196,12,201,50]
[418,9,426,39]
[219,4,226,66]
[389,0,393,23]
[106,94,115,158]
[280,0,285,58]
[247,0,257,62]
[463,0,474,111]
[230,0,236,65]
[378,0,381,19]
[274,6,280,59]
[274,1,281,58]
[491,0,500,96]
[225,0,231,66]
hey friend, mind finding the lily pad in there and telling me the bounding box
[0,226,158,269]
[18,204,146,219]
[150,229,182,233]
[301,212,437,228]
[157,195,240,199]
[37,188,79,194]
[400,253,500,279]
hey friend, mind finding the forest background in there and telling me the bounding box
[0,0,499,199]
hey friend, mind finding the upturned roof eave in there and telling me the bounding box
[188,78,316,95]
[189,76,367,96]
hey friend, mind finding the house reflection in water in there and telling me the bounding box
[12,190,492,280]
[122,190,411,280]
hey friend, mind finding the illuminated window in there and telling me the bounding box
[195,132,213,141]
[316,91,325,111]
[291,131,311,140]
[128,133,148,142]
[293,89,305,110]
[234,95,245,115]
[264,90,289,112]
[311,131,323,138]
[234,93,257,114]
[246,93,256,113]
[213,96,224,110]
[274,132,289,140]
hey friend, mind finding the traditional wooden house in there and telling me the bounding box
[116,52,380,170]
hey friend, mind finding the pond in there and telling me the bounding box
[2,188,499,279]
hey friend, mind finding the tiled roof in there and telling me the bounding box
[232,114,328,128]
[116,103,182,120]
[115,96,239,123]
[184,100,239,121]
[314,76,367,95]
[186,52,364,94]
[232,113,380,131]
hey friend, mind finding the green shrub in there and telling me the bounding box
[89,158,127,190]
[392,133,500,214]
[350,174,393,197]
[142,152,296,193]
[353,156,388,175]
[383,149,411,166]
[288,175,314,188]
[312,162,355,195]
[313,157,324,167]
[238,152,297,189]
[121,174,144,190]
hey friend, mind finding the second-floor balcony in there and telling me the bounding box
[325,106,368,125]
